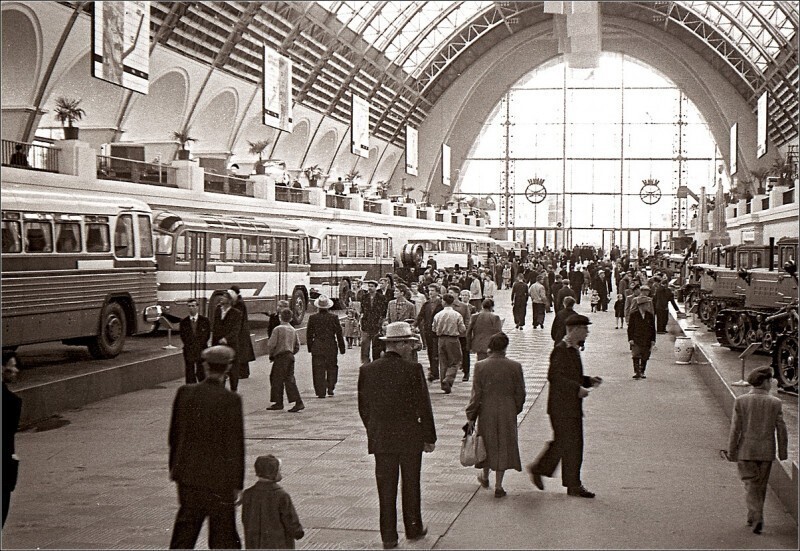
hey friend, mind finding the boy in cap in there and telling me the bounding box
[725,366,788,534]
[266,309,304,412]
[241,454,304,549]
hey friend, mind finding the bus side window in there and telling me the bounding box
[225,235,241,262]
[2,220,22,253]
[366,237,374,258]
[243,235,258,262]
[209,234,222,262]
[55,222,82,253]
[24,221,53,253]
[115,214,135,258]
[138,215,153,258]
[86,223,110,252]
[258,236,272,263]
[356,236,366,257]
[174,234,186,260]
[289,238,301,264]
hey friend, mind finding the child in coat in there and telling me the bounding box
[590,290,600,313]
[241,455,304,549]
[613,293,626,328]
[342,308,360,348]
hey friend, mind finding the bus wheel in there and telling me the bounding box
[88,302,127,359]
[290,289,307,326]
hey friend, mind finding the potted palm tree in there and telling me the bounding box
[750,167,770,195]
[771,155,793,187]
[248,139,272,174]
[54,97,86,140]
[303,164,323,187]
[345,169,361,187]
[172,130,196,160]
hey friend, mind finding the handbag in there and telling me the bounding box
[459,422,487,467]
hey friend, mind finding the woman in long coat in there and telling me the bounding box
[230,286,256,379]
[465,333,526,498]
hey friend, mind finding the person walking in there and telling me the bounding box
[466,333,526,498]
[627,295,656,379]
[725,366,788,534]
[360,280,388,364]
[482,272,497,301]
[211,290,243,392]
[555,281,576,315]
[550,296,577,344]
[306,295,346,398]
[526,315,603,498]
[466,299,503,362]
[2,352,22,527]
[229,286,256,380]
[510,274,529,330]
[265,308,304,412]
[456,289,475,381]
[432,294,466,394]
[529,274,548,329]
[652,278,681,334]
[416,284,443,382]
[387,284,416,323]
[358,322,437,549]
[168,345,244,549]
[178,298,211,384]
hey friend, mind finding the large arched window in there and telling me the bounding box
[459,52,720,251]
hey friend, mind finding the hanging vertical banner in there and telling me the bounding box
[351,94,370,158]
[442,144,451,187]
[729,122,738,175]
[405,126,418,176]
[756,92,767,159]
[263,45,293,131]
[92,1,150,93]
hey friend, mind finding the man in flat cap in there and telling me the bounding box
[725,365,788,534]
[169,345,245,549]
[526,314,603,498]
[358,322,436,549]
[627,295,657,379]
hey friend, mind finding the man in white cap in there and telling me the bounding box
[169,345,244,549]
[306,295,346,398]
[358,322,436,549]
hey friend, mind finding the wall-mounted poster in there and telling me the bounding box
[351,94,370,158]
[757,92,767,159]
[442,144,451,187]
[729,122,738,175]
[92,1,150,93]
[405,126,418,176]
[263,45,293,131]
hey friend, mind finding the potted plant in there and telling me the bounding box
[750,168,770,195]
[172,130,196,160]
[303,164,323,187]
[771,155,794,187]
[345,169,361,185]
[54,97,86,140]
[248,139,272,174]
[376,180,389,199]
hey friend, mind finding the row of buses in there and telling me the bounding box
[1,186,501,358]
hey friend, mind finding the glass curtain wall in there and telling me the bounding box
[460,52,720,252]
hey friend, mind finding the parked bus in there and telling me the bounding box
[472,235,497,267]
[152,210,310,324]
[1,186,159,358]
[286,220,393,298]
[405,231,476,271]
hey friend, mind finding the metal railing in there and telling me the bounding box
[783,187,795,205]
[97,155,177,187]
[436,213,444,222]
[2,139,60,172]
[204,172,252,197]
[275,187,310,204]
[326,194,348,209]
[416,211,427,220]
[364,200,382,214]
[393,205,407,216]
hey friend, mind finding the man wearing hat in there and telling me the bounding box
[169,345,244,549]
[360,280,388,364]
[627,294,657,379]
[725,366,788,534]
[306,295,346,398]
[211,290,243,392]
[526,314,603,498]
[358,322,436,549]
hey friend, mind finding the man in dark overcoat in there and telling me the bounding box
[169,345,244,549]
[179,298,211,384]
[358,322,436,549]
[211,291,243,392]
[360,280,388,364]
[306,295,346,398]
[627,295,656,379]
[415,284,443,382]
[527,315,602,498]
[229,286,256,379]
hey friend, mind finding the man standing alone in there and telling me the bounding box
[360,281,388,364]
[178,298,211,384]
[169,345,244,549]
[211,291,243,392]
[306,295,346,398]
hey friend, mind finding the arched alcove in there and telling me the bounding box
[123,71,188,145]
[306,128,338,169]
[374,150,400,188]
[274,119,310,168]
[1,8,39,105]
[192,89,238,154]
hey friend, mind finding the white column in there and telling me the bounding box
[56,139,96,177]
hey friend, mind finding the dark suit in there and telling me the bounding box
[211,307,242,391]
[179,315,211,384]
[306,310,346,397]
[3,383,22,527]
[550,307,576,344]
[358,351,436,545]
[530,341,594,488]
[360,292,388,364]
[232,298,256,379]
[168,378,245,549]
[416,298,443,380]
[627,309,656,376]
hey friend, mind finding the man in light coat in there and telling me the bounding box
[726,365,788,534]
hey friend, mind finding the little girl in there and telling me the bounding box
[343,308,360,348]
[613,293,625,328]
[590,290,600,313]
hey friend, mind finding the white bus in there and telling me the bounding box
[405,231,477,271]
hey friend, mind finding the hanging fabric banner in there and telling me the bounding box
[92,1,150,93]
[263,45,293,131]
[351,94,370,158]
[756,92,767,159]
[729,122,738,175]
[405,126,418,176]
[442,144,451,187]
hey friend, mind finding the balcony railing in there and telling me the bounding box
[783,187,795,205]
[761,197,770,211]
[364,200,382,214]
[97,155,177,187]
[436,213,444,222]
[416,211,427,220]
[326,194,348,209]
[745,199,752,214]
[204,172,252,197]
[2,139,60,173]
[275,187,310,204]
[393,205,407,216]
